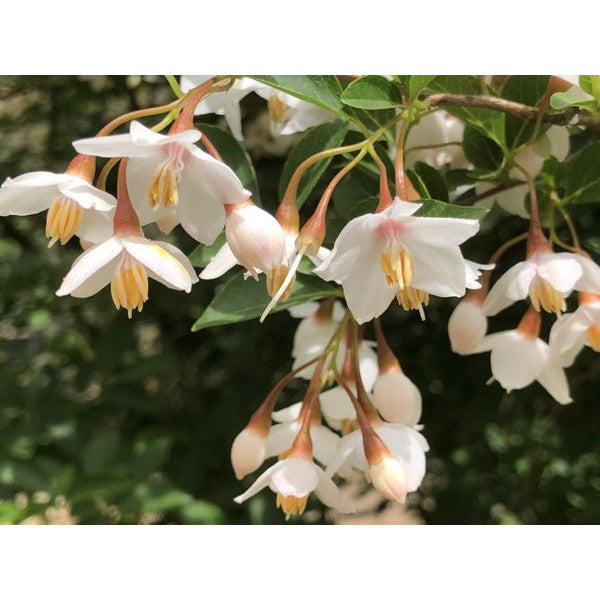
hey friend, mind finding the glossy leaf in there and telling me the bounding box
[564,141,600,204]
[192,273,340,331]
[409,75,436,101]
[250,75,345,114]
[416,198,488,219]
[278,119,349,206]
[340,76,404,110]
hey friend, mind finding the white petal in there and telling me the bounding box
[405,215,479,247]
[314,467,354,513]
[288,302,320,319]
[464,260,495,290]
[271,402,303,423]
[0,172,63,215]
[126,155,173,226]
[70,256,118,298]
[448,299,488,355]
[234,461,283,504]
[325,432,361,477]
[481,262,533,316]
[121,237,195,291]
[72,132,156,158]
[311,426,341,468]
[537,253,583,293]
[199,242,239,279]
[58,178,116,211]
[56,237,123,296]
[319,386,356,422]
[572,255,600,294]
[537,361,573,405]
[265,422,299,458]
[387,197,422,217]
[176,163,227,245]
[490,332,548,390]
[76,208,114,245]
[270,457,319,497]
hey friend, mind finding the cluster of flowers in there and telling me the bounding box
[1,74,598,519]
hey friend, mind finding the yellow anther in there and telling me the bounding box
[268,95,290,124]
[276,493,308,520]
[529,277,566,315]
[110,256,149,318]
[396,287,429,321]
[45,197,83,247]
[380,245,413,290]
[149,165,180,211]
[340,419,358,436]
[587,324,600,352]
[267,265,295,301]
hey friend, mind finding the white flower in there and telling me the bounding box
[369,456,410,504]
[72,121,251,244]
[467,326,573,405]
[405,111,467,169]
[314,197,479,323]
[326,422,429,493]
[265,421,340,469]
[550,294,600,367]
[474,126,569,218]
[448,298,489,355]
[181,76,332,140]
[0,170,115,246]
[56,233,198,317]
[230,427,267,480]
[254,87,333,137]
[465,260,494,290]
[234,456,354,518]
[371,369,422,426]
[180,76,261,141]
[481,250,600,316]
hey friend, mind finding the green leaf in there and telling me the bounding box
[549,92,597,112]
[197,124,261,204]
[191,273,340,331]
[564,141,600,204]
[278,119,349,207]
[579,76,593,95]
[413,162,449,202]
[409,75,436,101]
[180,500,225,524]
[416,198,489,219]
[429,75,506,147]
[188,232,225,268]
[462,125,504,171]
[340,76,404,110]
[502,75,550,148]
[251,75,345,114]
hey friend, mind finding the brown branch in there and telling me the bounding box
[423,93,579,126]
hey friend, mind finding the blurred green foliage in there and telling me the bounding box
[1,76,599,524]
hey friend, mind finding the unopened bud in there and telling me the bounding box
[230,427,267,480]
[371,369,422,425]
[369,456,408,504]
[448,298,488,355]
[225,201,285,278]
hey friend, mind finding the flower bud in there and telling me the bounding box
[371,370,422,425]
[225,200,285,278]
[230,427,267,480]
[448,298,488,355]
[369,456,408,504]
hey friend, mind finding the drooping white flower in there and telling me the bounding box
[265,421,340,469]
[474,126,569,219]
[405,111,467,169]
[326,422,429,494]
[369,455,410,504]
[314,197,479,323]
[200,230,330,296]
[0,166,115,246]
[56,233,198,317]
[180,75,262,141]
[234,456,354,518]
[550,293,600,367]
[72,121,251,244]
[254,87,333,137]
[230,426,268,480]
[466,308,573,404]
[448,297,489,355]
[481,250,600,317]
[181,76,332,140]
[371,369,422,426]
